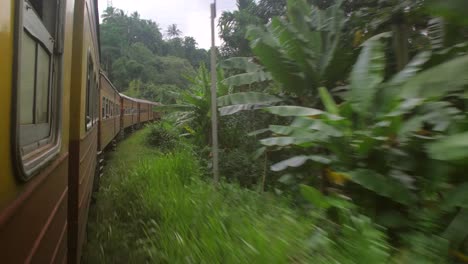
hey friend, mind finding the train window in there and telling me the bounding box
[14,0,64,180]
[92,74,98,125]
[103,98,106,118]
[107,98,109,118]
[86,54,94,130]
[102,97,105,118]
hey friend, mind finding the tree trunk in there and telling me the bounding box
[392,21,409,71]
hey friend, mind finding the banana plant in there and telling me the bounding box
[217,0,350,115]
[258,33,468,253]
[155,64,230,145]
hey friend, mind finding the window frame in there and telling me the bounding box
[12,0,65,181]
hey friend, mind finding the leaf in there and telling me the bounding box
[401,55,468,99]
[247,128,270,137]
[349,32,388,114]
[222,71,272,87]
[300,184,330,209]
[443,209,468,248]
[268,125,316,138]
[219,104,267,116]
[260,137,296,147]
[278,174,294,184]
[271,155,331,172]
[444,183,468,208]
[347,169,416,205]
[264,106,323,117]
[247,26,308,95]
[217,92,282,107]
[268,17,319,86]
[220,57,261,72]
[318,87,339,115]
[427,132,468,161]
[252,147,267,160]
[389,51,432,85]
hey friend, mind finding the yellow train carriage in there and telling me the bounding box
[68,0,100,262]
[0,0,100,263]
[99,71,121,151]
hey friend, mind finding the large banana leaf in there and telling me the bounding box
[347,169,416,205]
[319,0,345,74]
[217,92,282,107]
[264,106,323,117]
[219,104,268,116]
[268,17,319,86]
[220,57,261,72]
[401,55,468,99]
[444,182,468,208]
[246,26,308,95]
[389,51,432,85]
[318,87,339,115]
[427,131,468,161]
[222,71,272,87]
[271,155,331,172]
[349,33,388,115]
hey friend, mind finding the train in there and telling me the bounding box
[0,1,160,263]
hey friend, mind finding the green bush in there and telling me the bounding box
[146,122,178,151]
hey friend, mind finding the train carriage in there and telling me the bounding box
[99,72,121,151]
[67,0,101,262]
[0,0,100,263]
[120,94,137,129]
[0,0,160,263]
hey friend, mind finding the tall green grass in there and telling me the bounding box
[83,127,391,263]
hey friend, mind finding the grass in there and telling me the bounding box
[83,125,393,263]
[82,126,316,263]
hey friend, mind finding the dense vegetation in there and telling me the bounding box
[85,127,393,263]
[172,0,468,261]
[90,0,468,262]
[100,7,209,103]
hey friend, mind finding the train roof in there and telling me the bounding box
[119,93,161,106]
[99,70,120,94]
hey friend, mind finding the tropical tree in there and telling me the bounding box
[166,24,182,39]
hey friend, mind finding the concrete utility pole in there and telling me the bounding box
[210,0,219,186]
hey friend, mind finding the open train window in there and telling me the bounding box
[85,54,94,130]
[13,0,64,180]
[85,57,98,129]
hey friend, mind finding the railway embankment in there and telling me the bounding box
[82,125,316,263]
[83,123,392,263]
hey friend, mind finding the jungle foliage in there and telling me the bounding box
[211,0,468,261]
[94,0,468,262]
[100,7,209,103]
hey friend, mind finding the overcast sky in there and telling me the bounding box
[98,0,238,49]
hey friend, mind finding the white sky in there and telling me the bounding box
[98,0,238,49]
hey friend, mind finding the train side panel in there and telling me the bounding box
[68,0,100,263]
[122,96,134,129]
[0,0,75,262]
[99,73,120,151]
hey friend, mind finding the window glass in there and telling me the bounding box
[36,45,50,123]
[102,97,105,118]
[20,32,35,125]
[15,0,65,179]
